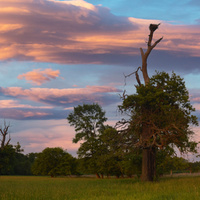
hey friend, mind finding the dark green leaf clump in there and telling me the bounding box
[119,71,198,152]
[31,147,77,177]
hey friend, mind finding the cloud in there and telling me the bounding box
[0,0,199,70]
[11,119,80,154]
[0,85,121,106]
[0,108,53,120]
[11,118,119,155]
[0,99,73,120]
[190,89,200,102]
[0,99,60,120]
[18,68,60,85]
[193,104,200,111]
[0,0,138,64]
[49,0,96,11]
[0,85,121,120]
[0,99,53,109]
[192,98,200,102]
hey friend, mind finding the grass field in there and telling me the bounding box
[0,176,200,200]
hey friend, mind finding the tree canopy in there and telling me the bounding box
[31,147,76,177]
[119,71,198,152]
[67,103,107,177]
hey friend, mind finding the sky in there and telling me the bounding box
[0,0,200,159]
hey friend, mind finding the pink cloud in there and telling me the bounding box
[192,97,200,102]
[193,103,200,111]
[11,120,80,154]
[190,90,200,103]
[0,99,53,109]
[0,0,199,65]
[0,85,121,106]
[0,109,52,120]
[18,68,60,85]
[49,0,96,11]
[11,119,118,155]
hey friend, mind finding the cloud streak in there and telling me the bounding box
[0,108,52,120]
[18,68,60,85]
[0,85,121,106]
[11,120,80,154]
[0,99,53,109]
[0,0,199,68]
[0,85,121,119]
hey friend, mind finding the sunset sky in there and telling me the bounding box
[1,0,200,159]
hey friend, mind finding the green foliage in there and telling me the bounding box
[0,143,33,175]
[119,71,198,152]
[14,142,24,153]
[156,149,189,175]
[67,103,107,174]
[68,104,151,177]
[31,147,76,177]
[96,126,122,176]
[121,153,142,178]
[95,126,142,178]
[0,145,15,175]
[189,161,200,173]
[67,103,107,143]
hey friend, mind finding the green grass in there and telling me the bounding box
[0,176,200,200]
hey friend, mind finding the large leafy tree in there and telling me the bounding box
[67,103,107,177]
[118,24,198,181]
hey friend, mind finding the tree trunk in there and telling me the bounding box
[141,147,156,181]
[124,23,162,181]
[96,173,100,178]
[140,24,162,181]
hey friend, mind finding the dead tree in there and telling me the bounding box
[125,23,163,85]
[140,23,163,84]
[0,121,11,149]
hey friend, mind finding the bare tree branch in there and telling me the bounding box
[140,23,163,85]
[0,121,11,149]
[151,37,163,49]
[125,23,163,87]
[124,66,142,87]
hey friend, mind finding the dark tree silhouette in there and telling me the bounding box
[0,121,11,149]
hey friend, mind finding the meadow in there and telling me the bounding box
[0,176,200,200]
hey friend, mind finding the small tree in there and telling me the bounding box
[67,103,107,178]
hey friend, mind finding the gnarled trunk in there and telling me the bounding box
[141,147,156,181]
[96,173,100,178]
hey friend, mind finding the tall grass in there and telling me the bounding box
[0,176,200,200]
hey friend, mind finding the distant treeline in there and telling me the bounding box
[1,144,200,177]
